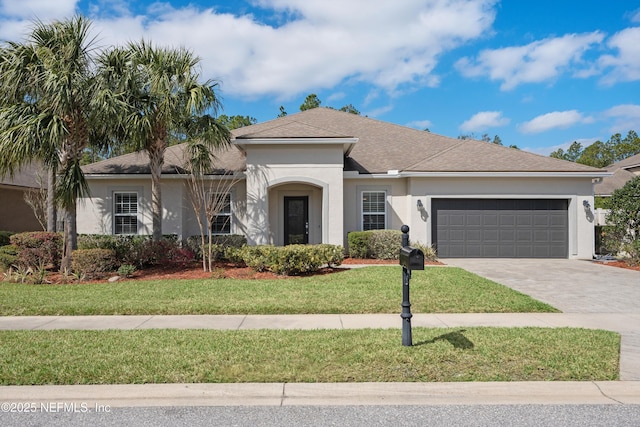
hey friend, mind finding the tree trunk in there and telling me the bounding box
[47,168,57,232]
[149,140,165,242]
[60,206,76,272]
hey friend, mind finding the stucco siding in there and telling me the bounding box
[0,187,42,232]
[244,144,344,246]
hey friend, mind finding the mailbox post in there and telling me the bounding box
[399,225,424,346]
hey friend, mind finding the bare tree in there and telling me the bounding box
[183,143,240,272]
[22,173,48,231]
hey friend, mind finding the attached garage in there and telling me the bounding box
[432,199,568,258]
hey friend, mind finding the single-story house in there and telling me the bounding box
[0,162,46,232]
[78,108,609,258]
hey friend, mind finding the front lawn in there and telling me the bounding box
[0,327,618,384]
[0,266,557,315]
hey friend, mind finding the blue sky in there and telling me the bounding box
[1,0,639,155]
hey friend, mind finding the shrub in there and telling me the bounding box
[0,231,13,246]
[202,243,225,262]
[240,245,277,272]
[412,241,438,261]
[237,244,343,276]
[347,231,371,258]
[71,249,117,279]
[315,244,344,267]
[77,234,148,266]
[623,240,640,266]
[117,264,137,278]
[224,246,246,266]
[78,235,196,268]
[137,239,195,267]
[184,234,247,260]
[10,231,62,270]
[603,176,640,261]
[369,230,403,260]
[0,245,18,271]
[270,245,324,275]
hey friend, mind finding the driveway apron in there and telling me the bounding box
[444,258,640,380]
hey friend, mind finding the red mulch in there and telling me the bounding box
[42,258,635,284]
[600,260,640,272]
[44,258,445,284]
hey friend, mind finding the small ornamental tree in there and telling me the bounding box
[604,176,640,264]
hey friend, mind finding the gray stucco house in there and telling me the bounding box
[78,108,608,258]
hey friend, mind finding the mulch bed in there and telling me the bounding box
[38,258,636,284]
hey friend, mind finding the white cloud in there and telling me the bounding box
[456,32,605,90]
[459,111,509,132]
[599,27,640,85]
[406,119,433,130]
[1,0,498,99]
[628,8,640,23]
[604,104,640,133]
[518,110,593,134]
[0,0,76,19]
[364,104,394,117]
[0,0,78,40]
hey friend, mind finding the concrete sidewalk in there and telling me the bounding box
[1,312,639,333]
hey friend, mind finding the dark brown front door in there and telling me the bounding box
[284,196,309,245]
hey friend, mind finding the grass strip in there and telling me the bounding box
[0,327,618,384]
[0,267,557,315]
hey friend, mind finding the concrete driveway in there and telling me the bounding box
[443,258,640,314]
[444,258,640,380]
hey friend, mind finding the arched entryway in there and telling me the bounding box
[268,181,323,246]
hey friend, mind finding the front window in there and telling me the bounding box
[362,191,386,230]
[211,193,232,234]
[114,192,138,234]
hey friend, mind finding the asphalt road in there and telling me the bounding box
[2,405,640,427]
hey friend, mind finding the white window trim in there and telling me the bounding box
[209,192,233,235]
[361,190,387,231]
[113,191,139,235]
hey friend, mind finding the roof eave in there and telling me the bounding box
[233,137,358,155]
[345,171,613,179]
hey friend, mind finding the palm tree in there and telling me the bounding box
[0,16,117,270]
[99,41,230,241]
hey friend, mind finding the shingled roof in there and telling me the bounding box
[594,152,640,195]
[83,107,602,175]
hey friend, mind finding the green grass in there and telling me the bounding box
[0,327,618,385]
[0,266,557,315]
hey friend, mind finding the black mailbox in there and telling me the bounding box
[399,246,425,271]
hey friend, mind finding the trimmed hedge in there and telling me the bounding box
[347,230,402,260]
[184,234,247,260]
[9,232,62,269]
[347,231,371,258]
[0,245,18,270]
[237,244,344,276]
[71,249,117,279]
[0,231,14,247]
[77,234,195,268]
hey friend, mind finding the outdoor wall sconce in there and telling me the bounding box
[416,199,424,210]
[583,200,590,210]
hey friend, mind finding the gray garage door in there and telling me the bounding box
[432,199,568,258]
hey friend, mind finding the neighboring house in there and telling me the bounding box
[78,108,608,259]
[593,153,640,254]
[594,153,640,228]
[0,162,46,232]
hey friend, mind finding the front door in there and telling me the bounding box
[284,196,309,245]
